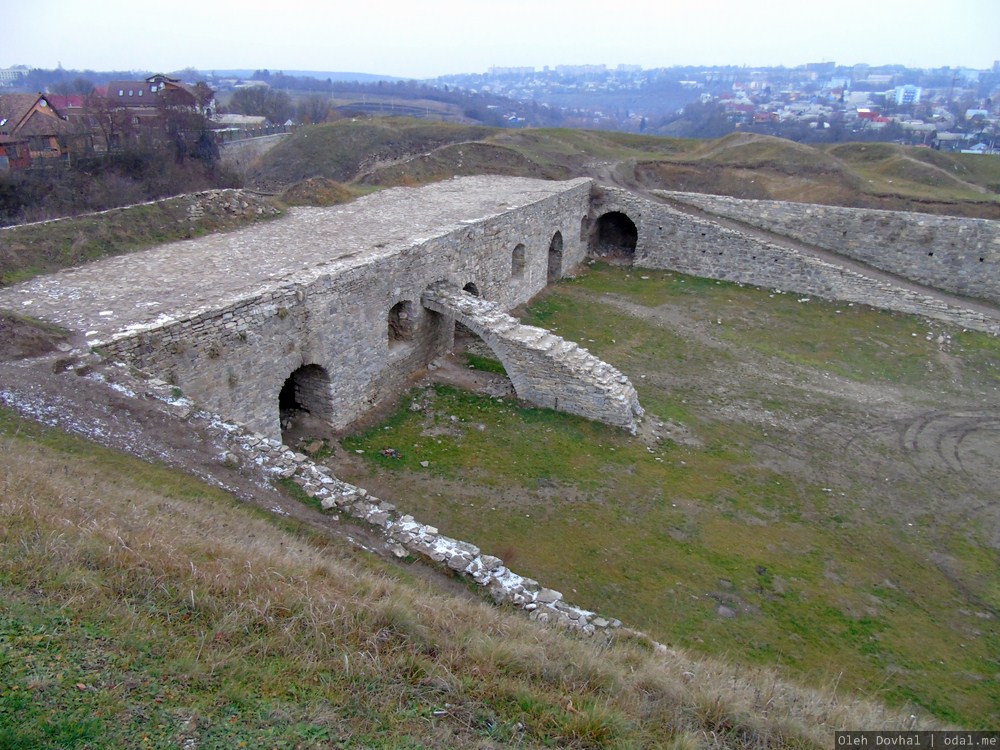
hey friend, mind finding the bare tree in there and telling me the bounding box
[298,94,332,125]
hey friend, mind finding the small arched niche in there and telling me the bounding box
[593,212,637,264]
[463,282,481,297]
[511,243,526,278]
[547,231,564,282]
[388,300,416,349]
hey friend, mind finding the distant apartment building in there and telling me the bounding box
[555,64,607,76]
[894,85,922,106]
[0,67,28,87]
[488,66,535,76]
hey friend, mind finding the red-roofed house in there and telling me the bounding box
[0,93,71,170]
[95,74,213,151]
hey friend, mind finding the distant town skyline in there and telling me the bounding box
[5,0,998,80]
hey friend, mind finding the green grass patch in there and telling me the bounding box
[565,263,955,388]
[343,383,636,487]
[337,264,1000,726]
[464,351,507,374]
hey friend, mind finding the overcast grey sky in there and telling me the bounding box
[5,0,998,79]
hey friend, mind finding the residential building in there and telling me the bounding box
[94,74,213,151]
[0,93,71,170]
[0,66,28,88]
[894,85,922,106]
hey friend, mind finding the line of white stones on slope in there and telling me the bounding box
[76,357,664,645]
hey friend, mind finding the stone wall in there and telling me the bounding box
[219,133,291,176]
[592,187,1000,335]
[8,176,999,449]
[102,180,594,438]
[657,191,1000,305]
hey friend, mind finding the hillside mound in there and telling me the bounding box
[247,118,499,189]
[692,132,845,173]
[245,118,1000,218]
[278,177,355,206]
[356,141,570,187]
[0,311,73,359]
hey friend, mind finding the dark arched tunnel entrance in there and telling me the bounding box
[593,211,638,263]
[279,364,334,436]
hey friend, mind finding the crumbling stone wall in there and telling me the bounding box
[592,187,1000,335]
[0,189,280,237]
[657,191,1000,305]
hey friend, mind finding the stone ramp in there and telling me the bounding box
[421,282,643,432]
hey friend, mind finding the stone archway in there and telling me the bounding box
[463,282,481,297]
[593,212,637,263]
[279,364,334,433]
[547,231,564,282]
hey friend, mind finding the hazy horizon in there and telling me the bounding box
[5,0,998,80]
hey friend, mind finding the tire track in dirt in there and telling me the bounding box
[887,408,1000,474]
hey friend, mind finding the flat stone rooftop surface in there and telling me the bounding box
[0,176,590,343]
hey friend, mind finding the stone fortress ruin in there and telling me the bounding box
[1,175,998,443]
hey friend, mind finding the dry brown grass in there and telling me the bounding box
[0,412,938,749]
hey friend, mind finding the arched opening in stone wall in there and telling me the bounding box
[445,324,515,401]
[279,364,334,439]
[511,243,526,278]
[456,283,483,354]
[425,283,515,399]
[388,300,416,349]
[547,231,564,282]
[593,211,637,264]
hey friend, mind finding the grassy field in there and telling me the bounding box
[333,265,1000,728]
[0,403,927,750]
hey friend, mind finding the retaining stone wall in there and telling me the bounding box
[593,188,1000,335]
[657,191,1000,305]
[219,133,291,175]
